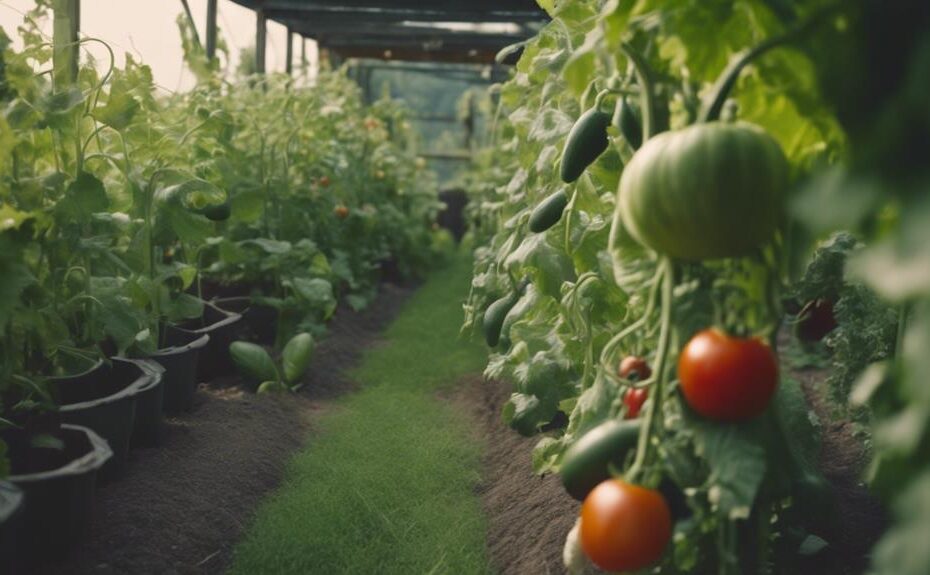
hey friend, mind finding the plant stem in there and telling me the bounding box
[625,257,673,483]
[699,3,841,123]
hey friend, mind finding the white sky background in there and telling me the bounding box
[0,0,319,94]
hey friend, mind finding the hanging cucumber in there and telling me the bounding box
[560,108,612,183]
[483,292,519,347]
[615,95,643,150]
[197,200,232,222]
[528,189,569,233]
[483,279,530,347]
[560,419,642,500]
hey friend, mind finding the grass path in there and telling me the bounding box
[229,255,491,574]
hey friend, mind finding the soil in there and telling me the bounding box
[792,364,888,575]
[451,375,578,575]
[33,283,414,575]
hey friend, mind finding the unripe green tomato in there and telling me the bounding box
[618,122,788,261]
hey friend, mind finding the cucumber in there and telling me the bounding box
[560,108,611,183]
[617,95,643,150]
[528,189,569,233]
[197,201,231,222]
[483,292,518,347]
[559,419,641,500]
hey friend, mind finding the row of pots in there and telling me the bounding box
[0,297,277,572]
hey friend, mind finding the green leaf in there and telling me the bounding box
[57,172,109,220]
[290,277,337,319]
[257,381,289,394]
[230,189,265,223]
[0,255,33,328]
[230,341,278,383]
[691,418,767,520]
[95,90,140,130]
[502,392,558,437]
[240,238,292,255]
[38,86,84,115]
[282,332,314,384]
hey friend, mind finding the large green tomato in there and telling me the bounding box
[618,122,788,261]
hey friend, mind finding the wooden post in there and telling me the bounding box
[53,0,79,86]
[301,37,308,75]
[285,28,293,75]
[255,9,267,74]
[206,0,218,61]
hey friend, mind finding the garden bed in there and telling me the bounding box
[452,374,578,574]
[32,284,414,575]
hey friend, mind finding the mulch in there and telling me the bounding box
[33,283,414,575]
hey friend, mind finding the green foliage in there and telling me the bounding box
[0,8,439,446]
[458,0,903,572]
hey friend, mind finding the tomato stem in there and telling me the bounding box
[598,262,663,381]
[625,257,673,483]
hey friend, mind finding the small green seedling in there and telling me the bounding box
[229,333,314,394]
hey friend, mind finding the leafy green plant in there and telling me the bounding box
[229,333,314,393]
[462,1,872,573]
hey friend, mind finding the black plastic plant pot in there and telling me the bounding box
[6,424,112,567]
[52,358,162,482]
[165,301,243,381]
[214,296,279,344]
[147,330,210,414]
[130,359,167,448]
[0,481,25,573]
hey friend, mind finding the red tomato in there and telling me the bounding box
[623,388,648,419]
[795,299,837,342]
[619,356,652,381]
[334,205,349,219]
[580,479,672,572]
[678,329,778,421]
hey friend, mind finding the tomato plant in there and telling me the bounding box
[0,5,442,473]
[458,1,920,573]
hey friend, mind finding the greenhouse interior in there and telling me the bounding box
[0,1,929,574]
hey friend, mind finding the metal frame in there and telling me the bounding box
[227,0,546,67]
[49,0,546,79]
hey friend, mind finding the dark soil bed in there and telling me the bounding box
[792,365,887,575]
[452,375,578,575]
[34,284,414,575]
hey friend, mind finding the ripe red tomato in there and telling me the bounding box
[678,329,778,421]
[795,299,837,342]
[580,479,672,572]
[623,388,648,419]
[334,205,349,219]
[618,356,652,381]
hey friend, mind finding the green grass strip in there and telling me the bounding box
[229,254,491,575]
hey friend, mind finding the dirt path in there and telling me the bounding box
[36,284,414,575]
[452,375,578,575]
